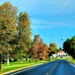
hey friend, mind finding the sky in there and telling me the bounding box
[0,0,75,48]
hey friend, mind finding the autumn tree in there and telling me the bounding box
[17,12,32,61]
[38,43,48,60]
[29,35,49,61]
[28,35,40,61]
[0,2,17,70]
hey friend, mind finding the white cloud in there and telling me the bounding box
[31,19,75,29]
[1,0,75,29]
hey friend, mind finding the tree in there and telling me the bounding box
[28,35,49,61]
[0,2,17,70]
[8,35,19,61]
[63,36,75,59]
[48,42,57,58]
[28,35,40,62]
[0,2,32,70]
[38,43,48,60]
[17,12,32,61]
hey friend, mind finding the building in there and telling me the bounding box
[57,50,67,58]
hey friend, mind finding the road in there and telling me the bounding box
[6,60,75,75]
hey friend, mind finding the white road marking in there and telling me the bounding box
[46,62,59,74]
[69,63,75,67]
[66,60,75,67]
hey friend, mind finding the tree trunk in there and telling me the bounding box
[0,54,2,71]
[29,58,31,63]
[2,59,4,64]
[7,50,9,65]
[35,58,37,63]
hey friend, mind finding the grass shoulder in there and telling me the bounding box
[0,60,49,75]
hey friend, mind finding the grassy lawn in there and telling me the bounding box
[0,60,49,74]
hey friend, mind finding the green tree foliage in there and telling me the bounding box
[0,2,32,70]
[63,36,75,59]
[0,2,17,69]
[17,12,32,60]
[48,42,57,57]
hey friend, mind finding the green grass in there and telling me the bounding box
[0,60,49,74]
[3,63,34,72]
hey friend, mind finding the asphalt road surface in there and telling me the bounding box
[6,60,75,75]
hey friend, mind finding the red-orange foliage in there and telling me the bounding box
[29,35,49,60]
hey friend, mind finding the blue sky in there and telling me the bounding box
[0,0,75,48]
